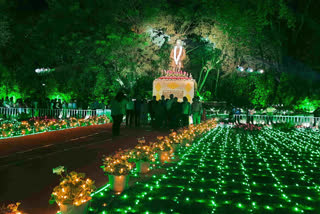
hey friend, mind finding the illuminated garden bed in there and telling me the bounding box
[87,127,320,213]
[0,115,111,139]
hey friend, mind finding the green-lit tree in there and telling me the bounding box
[0,0,319,109]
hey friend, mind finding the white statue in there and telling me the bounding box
[170,40,186,72]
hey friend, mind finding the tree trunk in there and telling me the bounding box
[214,68,220,98]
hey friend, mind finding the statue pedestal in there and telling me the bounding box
[153,76,197,102]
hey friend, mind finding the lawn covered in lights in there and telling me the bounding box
[88,127,320,213]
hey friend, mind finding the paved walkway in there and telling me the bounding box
[0,124,168,214]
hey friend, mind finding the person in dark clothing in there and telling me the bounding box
[159,95,167,128]
[134,97,141,127]
[191,96,203,125]
[181,96,191,127]
[141,99,149,126]
[149,96,157,128]
[228,105,234,124]
[56,99,62,117]
[166,94,174,129]
[3,96,9,108]
[154,101,161,128]
[170,97,180,129]
[126,97,135,127]
[235,108,241,124]
[0,98,3,107]
[111,91,126,136]
[51,99,57,117]
[177,100,183,128]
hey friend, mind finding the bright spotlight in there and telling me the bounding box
[237,66,244,72]
[35,68,54,73]
[247,68,253,72]
[258,69,264,74]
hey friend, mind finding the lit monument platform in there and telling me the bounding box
[153,71,197,102]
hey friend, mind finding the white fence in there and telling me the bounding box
[208,114,320,126]
[0,107,111,119]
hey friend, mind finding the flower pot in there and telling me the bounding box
[158,151,171,163]
[59,202,88,214]
[108,175,129,193]
[136,161,150,174]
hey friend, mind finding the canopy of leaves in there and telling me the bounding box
[0,0,319,108]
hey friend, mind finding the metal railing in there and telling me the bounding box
[0,107,111,119]
[207,113,320,126]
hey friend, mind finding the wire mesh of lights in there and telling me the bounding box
[88,127,320,213]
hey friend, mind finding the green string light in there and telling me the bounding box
[88,127,319,213]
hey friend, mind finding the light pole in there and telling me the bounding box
[35,67,55,107]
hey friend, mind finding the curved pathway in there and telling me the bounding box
[0,124,168,214]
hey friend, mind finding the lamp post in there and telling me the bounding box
[35,67,54,107]
[235,66,264,120]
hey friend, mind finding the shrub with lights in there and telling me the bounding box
[128,140,156,163]
[18,121,32,135]
[68,117,80,128]
[33,119,48,132]
[0,202,23,214]
[102,150,133,176]
[102,150,133,192]
[87,117,97,126]
[127,138,156,174]
[96,115,110,124]
[78,119,88,127]
[1,123,14,138]
[232,123,262,133]
[58,120,68,129]
[50,166,95,214]
[152,136,173,163]
[0,115,111,139]
[152,136,173,153]
[151,137,172,153]
[179,128,195,146]
[272,122,295,131]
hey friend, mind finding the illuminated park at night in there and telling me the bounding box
[0,0,319,213]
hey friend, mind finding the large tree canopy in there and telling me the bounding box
[0,0,319,109]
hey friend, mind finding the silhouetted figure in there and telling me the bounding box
[192,96,202,125]
[134,97,142,127]
[3,97,10,108]
[166,94,174,128]
[171,97,180,129]
[159,95,167,128]
[149,96,157,128]
[126,97,135,127]
[111,92,126,136]
[181,96,191,127]
[141,99,149,127]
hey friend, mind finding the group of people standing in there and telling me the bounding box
[0,96,106,111]
[0,97,79,110]
[110,91,204,136]
[0,97,34,108]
